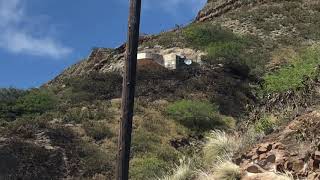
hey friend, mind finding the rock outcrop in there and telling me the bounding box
[237,111,320,179]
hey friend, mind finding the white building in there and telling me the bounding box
[137,52,193,70]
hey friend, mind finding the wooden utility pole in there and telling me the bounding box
[116,0,142,180]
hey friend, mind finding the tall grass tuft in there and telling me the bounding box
[158,158,194,180]
[212,161,241,180]
[203,130,240,167]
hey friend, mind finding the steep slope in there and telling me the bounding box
[53,0,320,83]
[2,1,320,180]
[198,0,320,44]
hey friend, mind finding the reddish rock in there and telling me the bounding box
[246,164,265,173]
[257,144,272,154]
[266,154,276,164]
[241,160,250,167]
[252,154,259,160]
[246,151,255,159]
[273,143,285,150]
[290,152,298,157]
[259,153,267,160]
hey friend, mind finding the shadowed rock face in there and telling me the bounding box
[0,140,66,180]
[0,124,96,179]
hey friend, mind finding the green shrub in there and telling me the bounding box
[166,100,231,132]
[0,88,26,103]
[14,89,57,115]
[0,88,27,121]
[183,23,238,49]
[62,108,86,123]
[263,45,320,93]
[254,115,276,134]
[205,42,244,61]
[130,156,168,180]
[83,121,113,141]
[183,23,266,76]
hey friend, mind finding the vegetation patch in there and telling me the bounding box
[0,88,57,122]
[129,156,168,180]
[63,72,122,102]
[166,100,235,132]
[183,23,267,76]
[14,89,57,115]
[83,121,113,141]
[263,45,320,93]
[254,115,277,134]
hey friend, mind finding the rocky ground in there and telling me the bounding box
[238,110,320,179]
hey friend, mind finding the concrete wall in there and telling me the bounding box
[163,54,177,70]
[138,52,178,70]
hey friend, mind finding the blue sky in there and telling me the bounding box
[0,0,206,88]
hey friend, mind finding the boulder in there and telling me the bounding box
[246,164,265,173]
[257,144,272,154]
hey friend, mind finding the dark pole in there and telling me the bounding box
[116,0,142,180]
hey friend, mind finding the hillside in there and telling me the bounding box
[1,0,320,179]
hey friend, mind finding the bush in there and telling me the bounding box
[166,100,232,132]
[83,121,113,141]
[205,42,244,61]
[254,115,276,134]
[0,88,26,103]
[65,72,122,102]
[183,23,266,76]
[263,45,320,93]
[62,108,86,123]
[130,156,168,180]
[0,88,27,121]
[183,23,238,49]
[14,89,57,115]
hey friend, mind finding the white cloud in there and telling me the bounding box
[0,0,72,59]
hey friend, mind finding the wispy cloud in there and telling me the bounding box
[0,0,72,59]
